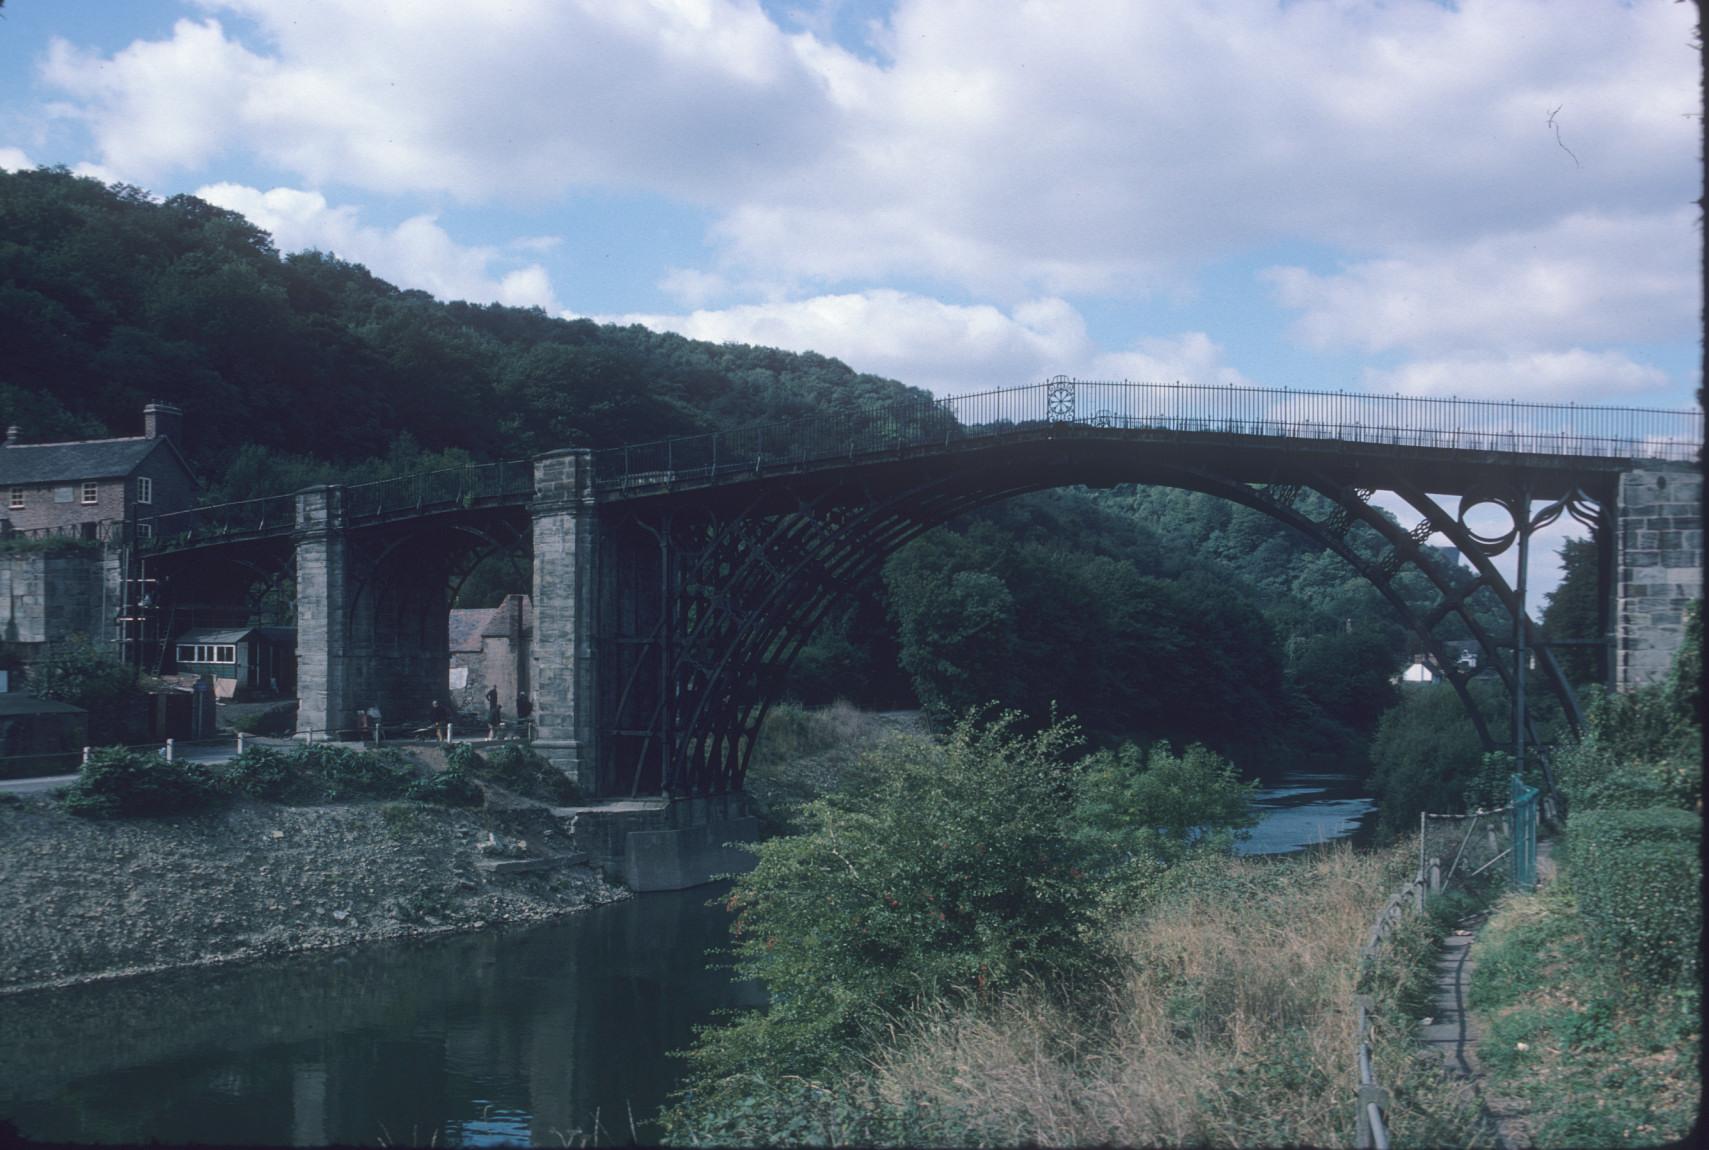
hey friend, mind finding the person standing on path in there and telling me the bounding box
[430,699,450,743]
[486,685,503,741]
[516,691,533,741]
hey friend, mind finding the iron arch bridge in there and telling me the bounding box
[129,379,1700,801]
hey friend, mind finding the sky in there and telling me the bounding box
[0,0,1702,595]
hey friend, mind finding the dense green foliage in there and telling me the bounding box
[61,746,224,818]
[26,640,145,746]
[1553,603,1702,813]
[1470,877,1700,1145]
[1540,537,1604,688]
[1466,606,1700,1146]
[1354,681,1493,835]
[1565,808,1701,984]
[71,741,493,814]
[0,167,924,489]
[666,712,1257,1139]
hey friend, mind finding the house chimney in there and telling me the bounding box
[144,402,183,444]
[4,426,18,447]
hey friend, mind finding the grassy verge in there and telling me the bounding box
[1468,876,1700,1146]
[812,843,1486,1147]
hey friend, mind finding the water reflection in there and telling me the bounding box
[0,884,761,1147]
[1235,770,1377,856]
[2,772,1374,1146]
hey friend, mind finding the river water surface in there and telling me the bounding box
[0,767,1373,1146]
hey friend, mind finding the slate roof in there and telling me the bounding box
[448,606,499,654]
[0,437,169,485]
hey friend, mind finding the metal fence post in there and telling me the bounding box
[164,738,175,762]
[237,732,246,755]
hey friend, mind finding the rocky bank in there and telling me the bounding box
[0,787,628,995]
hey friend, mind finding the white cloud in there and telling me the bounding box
[36,1,1697,304]
[590,290,1091,394]
[1090,332,1255,388]
[1362,349,1672,404]
[0,147,35,172]
[194,182,561,310]
[1263,210,1700,355]
[41,19,272,183]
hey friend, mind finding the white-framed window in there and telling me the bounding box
[176,643,238,664]
[81,481,99,504]
[7,488,21,510]
[135,521,154,541]
[137,476,154,505]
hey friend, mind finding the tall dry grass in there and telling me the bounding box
[857,843,1466,1147]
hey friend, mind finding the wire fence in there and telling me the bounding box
[1353,789,1543,1147]
[594,377,1703,490]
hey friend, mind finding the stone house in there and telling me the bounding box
[0,402,196,541]
[0,403,201,693]
[448,594,532,716]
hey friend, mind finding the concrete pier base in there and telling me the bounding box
[556,793,759,892]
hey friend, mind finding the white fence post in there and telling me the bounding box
[164,738,175,762]
[237,732,246,755]
[82,746,92,766]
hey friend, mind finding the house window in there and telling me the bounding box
[53,486,73,503]
[176,643,239,665]
[137,476,154,505]
[135,521,154,541]
[81,481,99,505]
[7,488,21,510]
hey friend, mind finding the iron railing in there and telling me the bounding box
[139,494,298,549]
[133,461,535,550]
[592,378,1702,490]
[343,460,533,520]
[0,520,121,545]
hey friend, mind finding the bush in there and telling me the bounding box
[1566,807,1701,985]
[1365,686,1490,836]
[464,741,579,804]
[219,745,315,802]
[62,746,226,819]
[405,766,485,807]
[298,743,416,800]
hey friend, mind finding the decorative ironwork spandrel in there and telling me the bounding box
[1046,376,1076,422]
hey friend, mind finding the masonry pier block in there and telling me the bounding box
[1615,465,1703,688]
[559,795,759,892]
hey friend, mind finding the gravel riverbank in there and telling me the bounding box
[0,787,628,995]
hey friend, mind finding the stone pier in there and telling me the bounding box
[293,485,352,738]
[1615,464,1703,687]
[531,449,601,795]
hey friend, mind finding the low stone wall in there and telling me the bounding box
[562,793,759,892]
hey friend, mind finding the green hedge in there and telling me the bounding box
[62,747,226,818]
[1567,807,1701,986]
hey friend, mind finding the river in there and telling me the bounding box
[0,767,1373,1146]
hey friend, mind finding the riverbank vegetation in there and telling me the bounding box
[56,738,573,818]
[1466,605,1700,1147]
[661,711,1487,1146]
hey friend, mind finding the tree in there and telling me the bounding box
[1541,536,1604,688]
